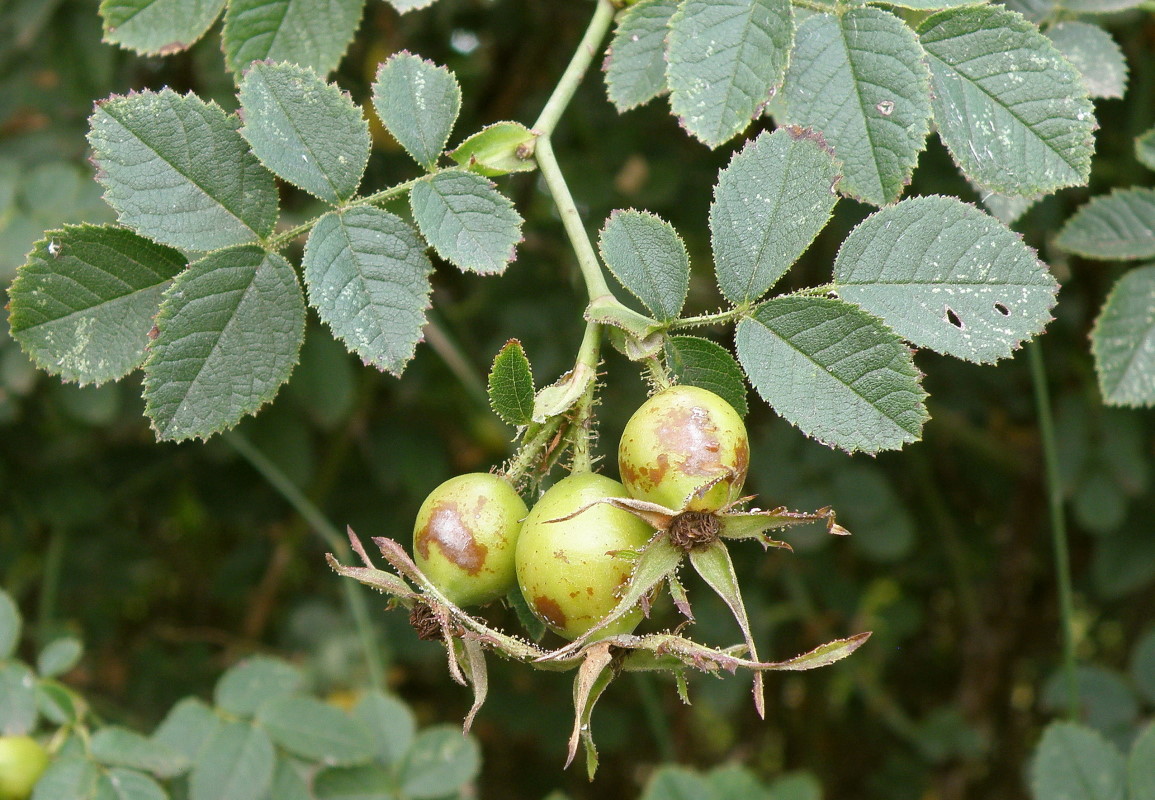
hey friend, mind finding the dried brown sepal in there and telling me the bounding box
[667,511,721,550]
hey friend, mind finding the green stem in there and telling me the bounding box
[532,0,617,137]
[226,432,386,692]
[37,526,66,644]
[669,305,751,330]
[1028,342,1079,720]
[266,178,421,250]
[569,322,603,473]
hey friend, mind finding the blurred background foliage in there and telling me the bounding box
[1,1,1154,798]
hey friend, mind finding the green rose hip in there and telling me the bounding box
[515,472,653,641]
[619,385,749,512]
[413,473,528,607]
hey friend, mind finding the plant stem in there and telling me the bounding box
[226,432,386,692]
[669,305,752,330]
[1028,342,1079,720]
[569,321,603,473]
[37,526,66,644]
[532,0,617,137]
[266,177,421,250]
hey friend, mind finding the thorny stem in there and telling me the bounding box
[226,432,386,692]
[1028,342,1080,720]
[568,321,603,473]
[670,305,752,330]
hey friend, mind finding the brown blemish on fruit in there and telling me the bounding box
[415,501,488,575]
[657,405,726,478]
[733,435,750,484]
[534,595,567,628]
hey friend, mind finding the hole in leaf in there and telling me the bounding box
[994,302,1011,317]
[945,307,964,329]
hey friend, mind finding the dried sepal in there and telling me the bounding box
[566,642,615,773]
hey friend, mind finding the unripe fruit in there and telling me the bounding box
[516,473,653,640]
[618,385,749,512]
[0,736,49,800]
[413,473,528,607]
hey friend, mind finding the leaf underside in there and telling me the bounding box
[599,209,689,321]
[372,52,461,170]
[1091,265,1155,407]
[1055,188,1155,261]
[604,0,679,112]
[100,0,226,55]
[223,0,366,76]
[409,170,523,275]
[1046,21,1127,100]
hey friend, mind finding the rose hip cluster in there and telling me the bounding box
[413,385,747,640]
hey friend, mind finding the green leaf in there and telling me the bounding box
[1137,126,1155,172]
[710,128,840,305]
[664,335,748,416]
[449,122,537,176]
[143,246,306,442]
[869,0,989,8]
[1055,189,1155,261]
[1030,721,1126,800]
[94,768,167,800]
[1003,0,1056,22]
[372,53,461,170]
[1132,627,1155,705]
[409,170,523,274]
[91,726,189,779]
[0,590,19,660]
[36,637,82,678]
[100,0,226,55]
[1046,22,1126,100]
[214,656,304,717]
[1131,723,1155,800]
[8,225,186,386]
[736,295,927,452]
[189,721,275,800]
[238,61,370,205]
[666,0,794,148]
[222,0,365,76]
[832,195,1058,363]
[640,766,713,800]
[1060,0,1145,13]
[782,8,932,206]
[152,698,220,762]
[398,726,480,799]
[767,772,823,800]
[706,764,770,800]
[266,758,312,800]
[918,5,1095,196]
[598,210,689,321]
[1090,265,1155,407]
[31,757,100,800]
[487,339,535,427]
[352,691,415,767]
[312,764,396,800]
[36,680,83,725]
[88,90,279,251]
[302,207,433,375]
[255,696,376,765]
[0,662,37,735]
[604,0,679,112]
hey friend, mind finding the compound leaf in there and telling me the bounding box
[1091,265,1155,407]
[36,637,83,679]
[372,53,461,170]
[8,224,186,385]
[736,295,927,452]
[88,90,278,251]
[918,5,1095,197]
[1055,189,1155,261]
[710,128,840,305]
[833,195,1057,363]
[782,8,932,206]
[599,210,689,321]
[302,207,433,375]
[1030,721,1126,800]
[152,698,220,763]
[409,170,522,274]
[312,764,394,799]
[91,726,189,779]
[352,691,415,767]
[488,339,535,427]
[664,335,749,416]
[255,696,376,765]
[189,721,275,800]
[666,0,794,148]
[143,246,305,442]
[223,0,365,76]
[1046,21,1126,100]
[238,61,370,205]
[604,0,678,112]
[100,0,226,55]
